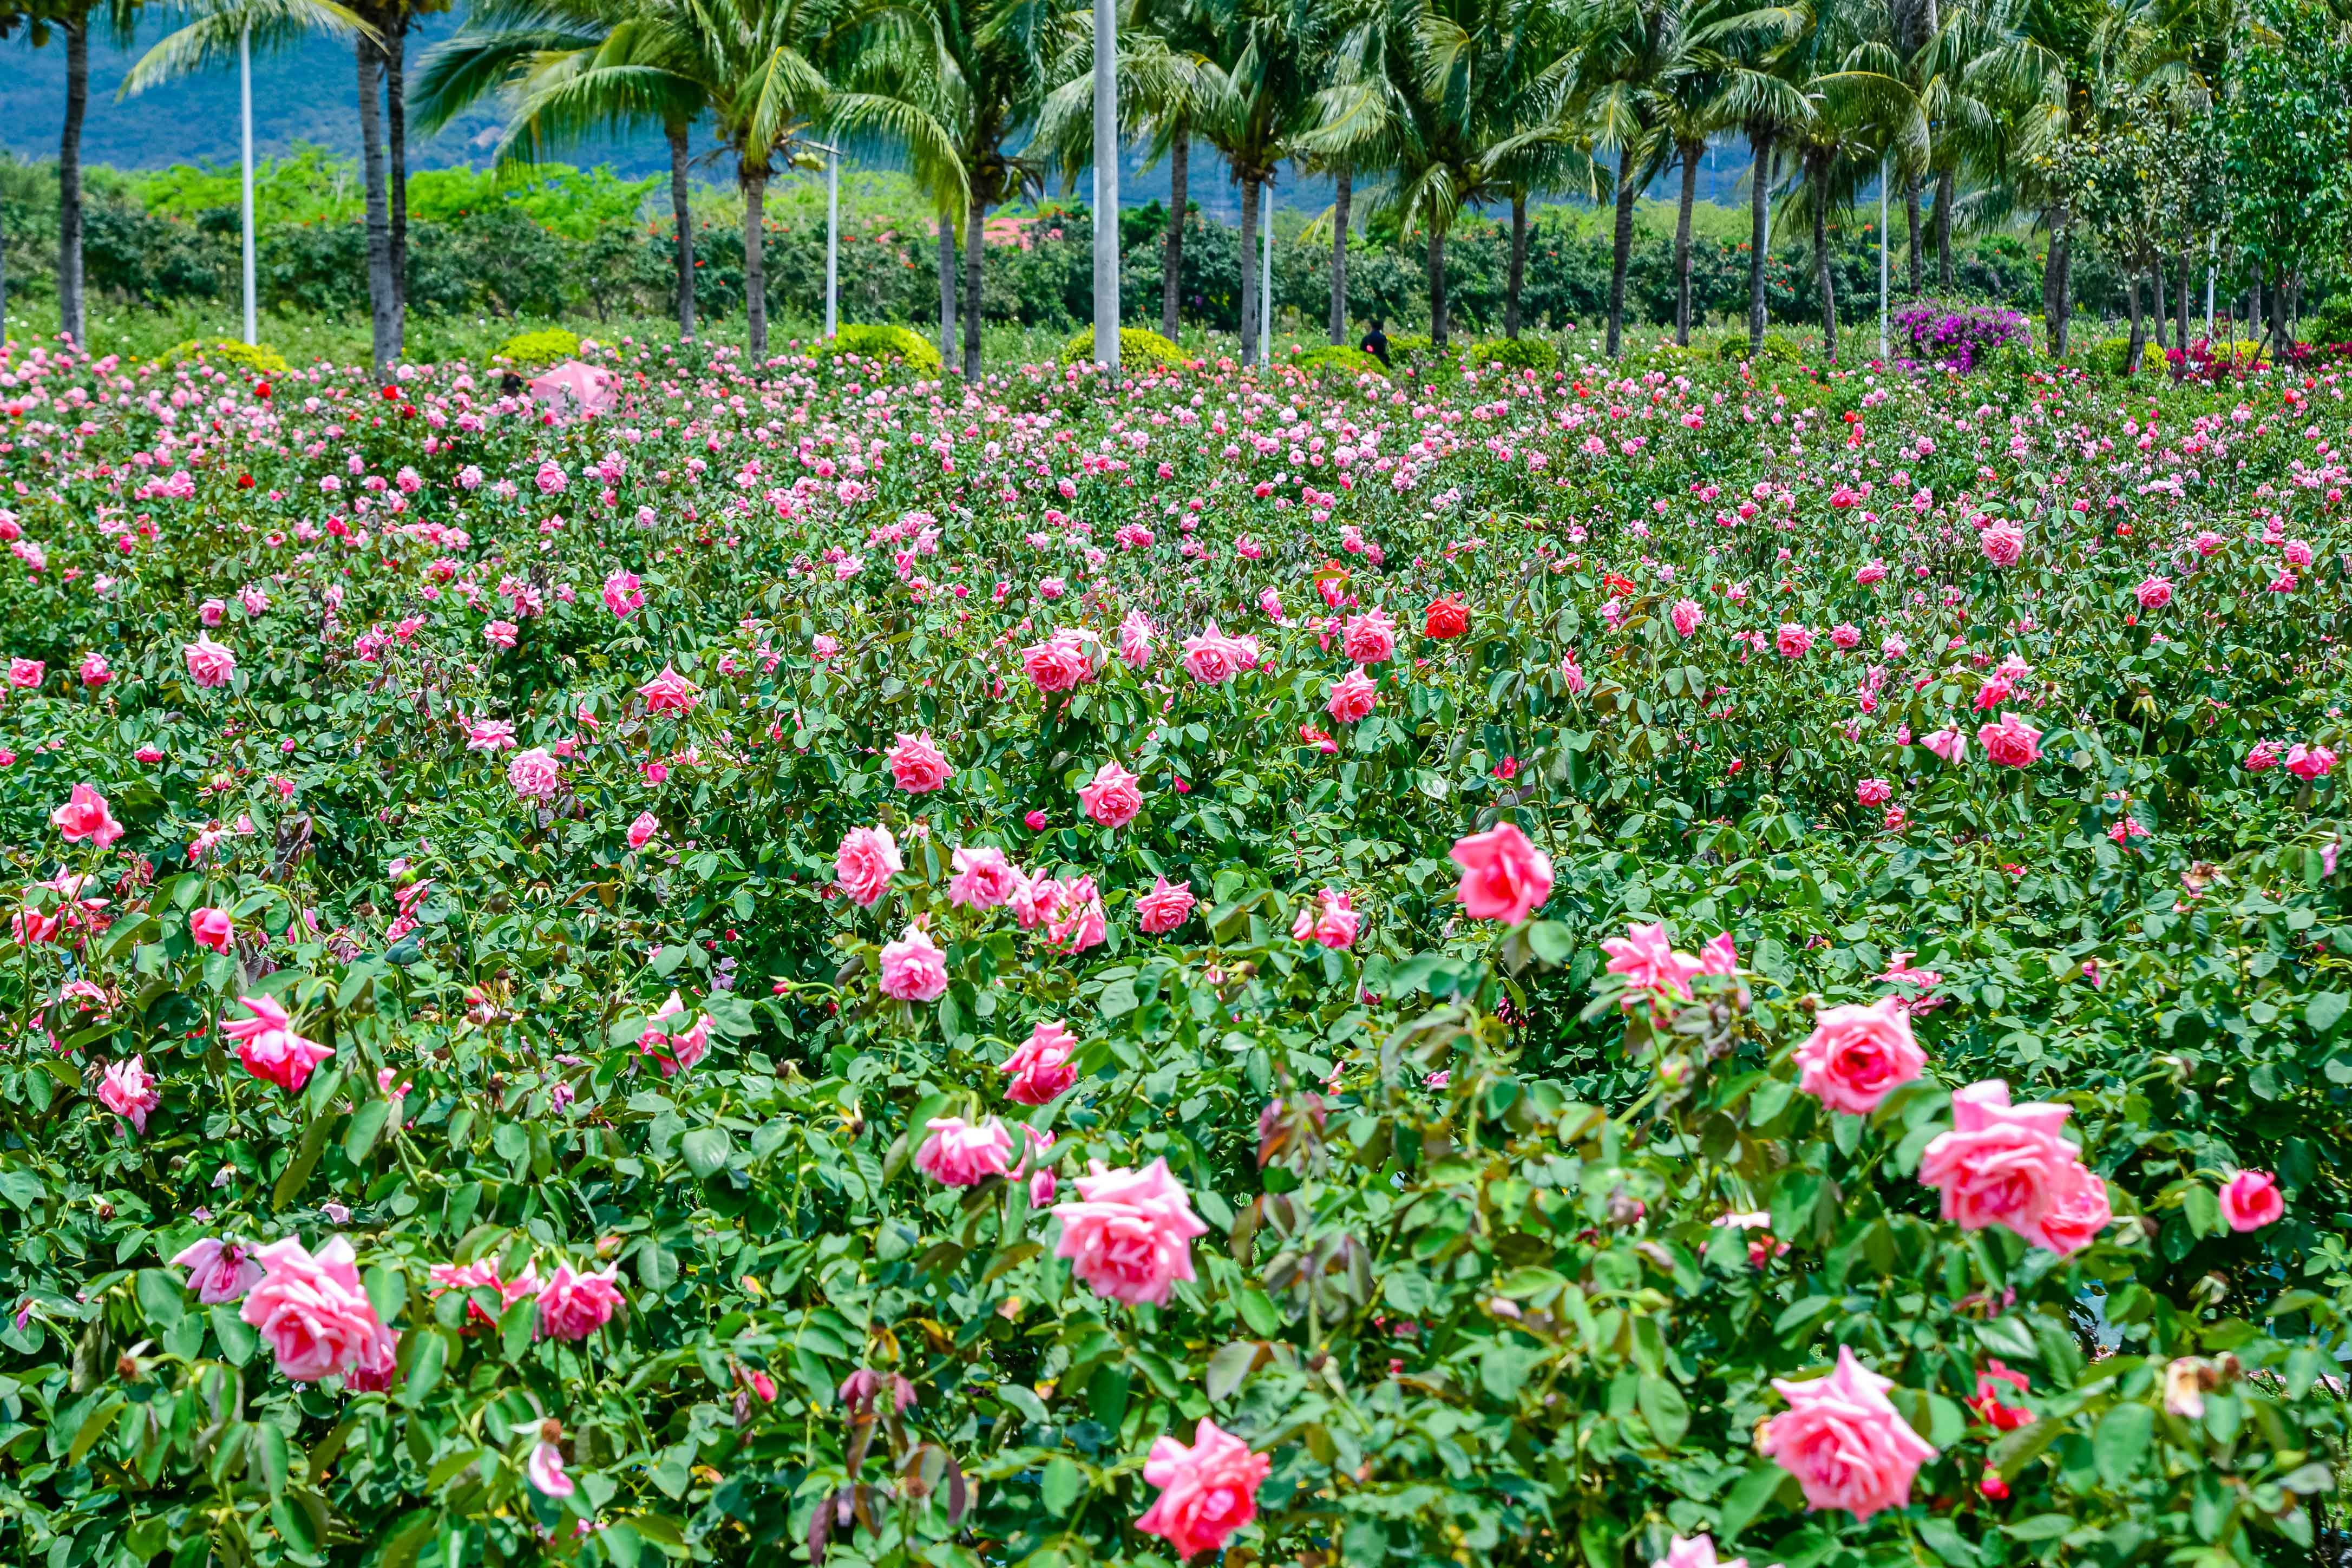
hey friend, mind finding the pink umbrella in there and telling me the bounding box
[528,360,619,415]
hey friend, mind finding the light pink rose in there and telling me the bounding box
[2219,1170,2284,1231]
[1181,623,1247,684]
[835,825,903,908]
[1135,1417,1272,1558]
[1977,713,2041,769]
[536,1262,626,1340]
[1775,622,1813,658]
[879,925,949,1001]
[1002,1020,1079,1105]
[1792,998,1927,1115]
[184,632,238,688]
[1758,1346,1937,1520]
[1670,599,1704,639]
[528,1441,574,1498]
[639,990,712,1075]
[637,665,700,715]
[1654,1535,1745,1568]
[627,811,660,850]
[1021,631,1095,692]
[1603,921,1704,1005]
[1327,668,1378,723]
[1052,1157,1209,1305]
[172,1237,266,1304]
[239,1236,397,1383]
[1079,760,1143,829]
[1918,1080,2106,1254]
[1340,609,1397,665]
[2135,575,2173,609]
[1979,520,2024,566]
[98,1055,161,1132]
[223,995,335,1092]
[1119,610,1156,668]
[915,1116,1012,1186]
[949,845,1023,909]
[1451,822,1554,923]
[51,783,124,848]
[1922,726,1969,765]
[603,568,644,618]
[507,747,562,800]
[1135,875,1197,935]
[888,731,954,792]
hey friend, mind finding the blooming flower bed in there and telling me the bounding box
[0,336,2347,1568]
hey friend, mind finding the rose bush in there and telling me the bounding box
[0,334,2347,1568]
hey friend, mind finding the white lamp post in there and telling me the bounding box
[240,19,257,346]
[1878,153,1889,359]
[1092,0,1120,374]
[824,142,839,339]
[1259,181,1272,366]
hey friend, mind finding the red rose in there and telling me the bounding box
[1424,596,1470,640]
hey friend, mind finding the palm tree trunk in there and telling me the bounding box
[2150,265,2165,350]
[938,217,957,371]
[2270,264,2289,350]
[1237,169,1260,365]
[1606,141,1636,358]
[1427,224,1449,350]
[2176,249,2191,357]
[668,122,696,341]
[743,170,768,362]
[58,17,89,347]
[1812,163,1836,362]
[2124,275,2145,373]
[1505,189,1528,338]
[962,198,985,378]
[1164,132,1188,341]
[2053,222,2073,358]
[357,38,397,372]
[1904,174,1923,295]
[385,16,408,344]
[1673,141,1700,346]
[1748,129,1772,355]
[1934,166,1953,291]
[1329,163,1352,345]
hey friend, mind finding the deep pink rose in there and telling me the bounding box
[637,665,700,714]
[51,783,125,848]
[223,995,335,1092]
[1326,669,1378,723]
[537,1261,626,1340]
[1136,875,1197,934]
[1792,998,1926,1115]
[2219,1170,2284,1231]
[172,1237,266,1304]
[948,845,1023,909]
[888,731,954,792]
[1977,713,2042,769]
[1918,1080,2107,1254]
[190,906,234,953]
[1001,1020,1079,1105]
[1051,1157,1209,1305]
[879,924,950,1001]
[1758,1346,1937,1520]
[239,1236,397,1383]
[835,825,903,908]
[1135,1418,1271,1558]
[1079,760,1143,829]
[1451,822,1554,923]
[97,1055,160,1132]
[915,1116,1012,1186]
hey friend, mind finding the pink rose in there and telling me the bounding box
[1654,1536,1745,1568]
[639,990,713,1075]
[1792,998,1927,1115]
[1450,822,1554,923]
[191,906,234,953]
[1340,609,1397,665]
[51,783,124,848]
[1135,1418,1271,1559]
[185,632,238,688]
[888,731,954,793]
[1290,888,1359,949]
[8,657,43,688]
[240,1236,397,1383]
[1119,610,1157,668]
[2135,575,2173,609]
[1181,623,1247,684]
[1758,1346,1937,1520]
[627,811,660,850]
[171,1237,266,1304]
[948,845,1023,909]
[1021,631,1095,693]
[223,995,335,1092]
[1603,921,1703,1005]
[2285,744,2337,782]
[1136,875,1197,935]
[2218,1170,2284,1231]
[80,653,114,687]
[528,1442,574,1498]
[536,1261,626,1340]
[1079,760,1143,829]
[1051,1157,1209,1305]
[915,1116,1012,1186]
[1670,599,1704,638]
[602,568,644,618]
[1922,726,1969,765]
[1775,623,1813,658]
[97,1055,160,1132]
[1001,1019,1079,1105]
[835,825,903,908]
[507,747,562,800]
[1979,521,2024,566]
[1977,713,2041,769]
[1855,778,1893,806]
[879,924,950,1001]
[1326,668,1378,723]
[1918,1080,2107,1255]
[637,665,700,715]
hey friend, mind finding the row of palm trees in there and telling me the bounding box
[5,0,2255,371]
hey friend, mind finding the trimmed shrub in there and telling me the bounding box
[158,338,291,376]
[817,323,944,378]
[497,327,584,365]
[1290,344,1390,379]
[1467,336,1560,373]
[1056,326,1191,373]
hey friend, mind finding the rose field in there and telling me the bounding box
[1,330,2349,1568]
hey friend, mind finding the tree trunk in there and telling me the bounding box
[1427,224,1449,349]
[2271,265,2290,350]
[743,170,768,362]
[1506,189,1528,338]
[58,17,89,347]
[938,217,957,371]
[2124,275,2145,373]
[1606,141,1637,357]
[962,198,985,378]
[668,122,696,341]
[1748,129,1773,355]
[2246,271,2261,349]
[1934,166,1954,291]
[1329,163,1352,345]
[385,16,408,345]
[2042,209,2071,358]
[2150,265,2165,350]
[1237,169,1260,365]
[2176,249,2191,357]
[1813,169,1836,362]
[1165,132,1188,342]
[2054,224,2073,358]
[357,38,397,372]
[1673,140,1700,345]
[1904,174,1923,295]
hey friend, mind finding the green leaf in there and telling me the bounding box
[681,1127,733,1179]
[400,1329,449,1408]
[2093,1402,2154,1486]
[1235,1285,1281,1336]
[272,1111,333,1211]
[2183,1183,2222,1239]
[1716,1462,1786,1540]
[134,1269,186,1329]
[67,1394,126,1466]
[343,1098,391,1164]
[2307,990,2348,1034]
[364,1265,408,1328]
[1917,1517,1980,1566]
[0,1167,44,1211]
[1637,1376,1691,1448]
[1041,1455,1085,1513]
[1206,1341,1262,1402]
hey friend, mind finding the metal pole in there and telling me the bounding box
[2205,234,2216,339]
[240,19,257,347]
[1258,180,1273,365]
[1878,154,1889,359]
[1092,0,1120,375]
[825,145,838,339]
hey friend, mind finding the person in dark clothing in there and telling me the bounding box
[1359,317,1390,368]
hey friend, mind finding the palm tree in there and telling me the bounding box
[1198,0,1332,364]
[122,0,374,348]
[1571,0,1683,356]
[416,0,710,342]
[18,0,142,350]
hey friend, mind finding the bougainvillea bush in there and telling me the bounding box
[1,331,2349,1568]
